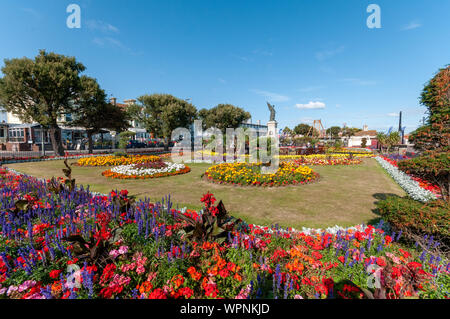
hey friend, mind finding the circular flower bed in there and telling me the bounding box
[102,162,190,179]
[204,162,318,186]
[76,155,161,167]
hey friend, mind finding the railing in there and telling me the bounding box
[0,147,172,162]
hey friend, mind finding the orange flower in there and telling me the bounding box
[171,274,185,288]
[233,273,242,281]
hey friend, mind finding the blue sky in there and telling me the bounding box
[1,0,449,133]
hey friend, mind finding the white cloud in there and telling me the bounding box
[315,46,345,61]
[86,20,119,33]
[250,89,290,102]
[295,101,326,109]
[387,112,399,117]
[401,21,422,31]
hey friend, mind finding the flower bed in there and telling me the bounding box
[0,169,448,299]
[76,155,161,167]
[286,155,362,166]
[375,156,437,202]
[102,162,191,179]
[279,153,373,161]
[204,162,318,186]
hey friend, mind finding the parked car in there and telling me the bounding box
[126,140,147,149]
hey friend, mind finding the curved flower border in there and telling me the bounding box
[375,156,437,202]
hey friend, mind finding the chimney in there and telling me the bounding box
[363,125,368,131]
[110,97,117,106]
[257,120,261,125]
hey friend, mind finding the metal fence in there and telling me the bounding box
[0,147,171,160]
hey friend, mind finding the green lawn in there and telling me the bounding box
[5,158,405,229]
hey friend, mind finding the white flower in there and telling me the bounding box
[110,162,186,176]
[375,156,436,202]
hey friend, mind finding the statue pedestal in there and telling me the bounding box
[267,121,277,137]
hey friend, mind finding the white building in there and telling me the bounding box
[347,125,378,148]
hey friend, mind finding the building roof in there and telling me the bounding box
[353,130,377,137]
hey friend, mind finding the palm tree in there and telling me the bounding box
[386,131,401,152]
[376,132,387,153]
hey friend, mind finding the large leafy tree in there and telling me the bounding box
[409,65,450,152]
[293,123,312,136]
[399,65,450,201]
[0,50,85,155]
[198,104,250,133]
[326,126,341,138]
[69,76,130,153]
[134,94,197,150]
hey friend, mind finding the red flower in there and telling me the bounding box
[49,269,62,279]
[407,262,423,270]
[384,235,392,245]
[376,257,386,267]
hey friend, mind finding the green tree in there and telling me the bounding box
[0,50,85,156]
[134,94,197,151]
[410,65,450,152]
[326,126,341,138]
[69,76,130,153]
[118,131,136,152]
[282,126,294,137]
[198,104,250,133]
[293,123,312,136]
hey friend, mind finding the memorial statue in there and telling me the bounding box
[267,102,276,122]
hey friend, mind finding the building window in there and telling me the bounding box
[8,128,25,142]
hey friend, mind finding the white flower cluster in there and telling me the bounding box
[110,162,186,176]
[375,156,437,202]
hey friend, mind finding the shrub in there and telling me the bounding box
[376,196,450,249]
[361,137,367,148]
[398,151,450,200]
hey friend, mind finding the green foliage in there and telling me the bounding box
[199,104,250,133]
[376,196,450,245]
[293,123,312,136]
[118,131,136,150]
[398,152,450,200]
[134,94,197,149]
[326,126,341,138]
[411,65,450,152]
[176,200,244,245]
[377,131,400,152]
[0,50,86,156]
[69,77,130,153]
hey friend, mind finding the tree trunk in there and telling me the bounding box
[87,131,94,154]
[164,136,169,151]
[48,125,65,156]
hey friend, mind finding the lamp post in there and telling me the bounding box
[41,127,45,157]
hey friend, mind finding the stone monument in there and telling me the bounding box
[266,102,277,137]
